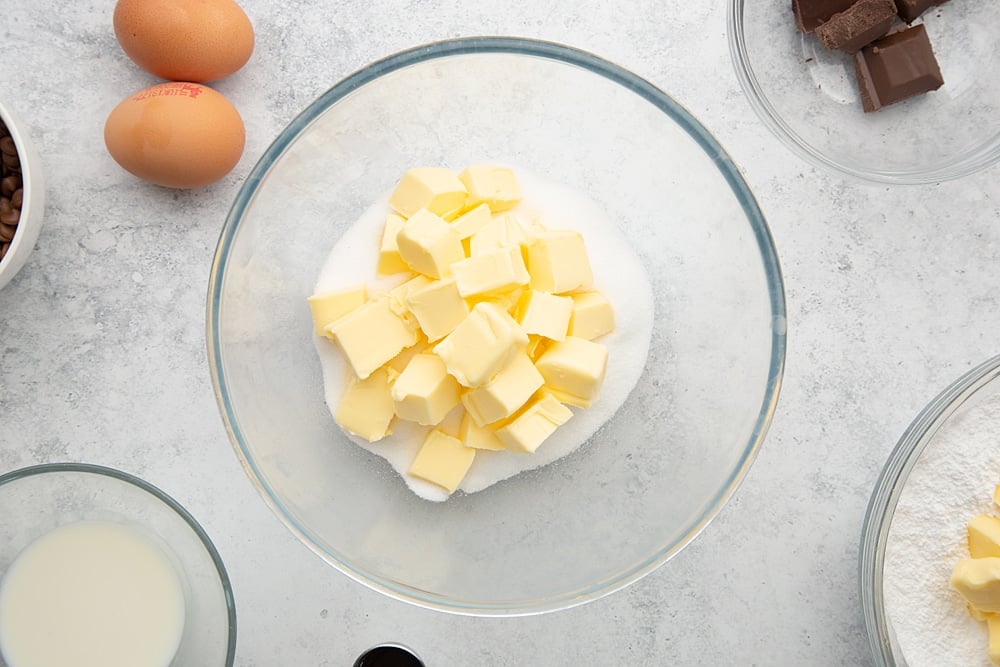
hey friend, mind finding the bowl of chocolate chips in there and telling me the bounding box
[729,0,1000,184]
[0,99,44,290]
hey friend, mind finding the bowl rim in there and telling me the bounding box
[0,462,238,666]
[207,35,787,616]
[859,354,1000,665]
[0,98,44,285]
[727,0,1000,185]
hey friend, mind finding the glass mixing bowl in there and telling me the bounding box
[0,463,237,666]
[861,355,1000,665]
[208,37,786,615]
[729,0,1000,184]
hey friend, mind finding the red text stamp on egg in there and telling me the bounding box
[132,83,204,102]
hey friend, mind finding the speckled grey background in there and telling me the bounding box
[1,1,998,665]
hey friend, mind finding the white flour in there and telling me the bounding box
[884,391,1000,666]
[312,168,654,502]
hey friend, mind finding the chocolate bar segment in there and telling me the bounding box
[853,24,943,112]
[815,0,897,53]
[793,0,857,33]
[894,0,950,23]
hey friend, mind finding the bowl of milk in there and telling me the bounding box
[0,463,236,667]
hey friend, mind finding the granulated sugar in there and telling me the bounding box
[883,390,1000,666]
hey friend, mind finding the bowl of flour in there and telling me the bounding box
[861,354,1000,666]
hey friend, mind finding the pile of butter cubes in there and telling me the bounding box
[308,166,615,495]
[951,486,1000,665]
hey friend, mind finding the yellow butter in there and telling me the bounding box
[449,203,492,240]
[395,209,465,279]
[307,285,367,336]
[495,392,573,454]
[458,165,522,213]
[378,213,409,275]
[535,336,608,407]
[469,212,528,256]
[433,302,528,388]
[988,614,1000,665]
[466,286,525,314]
[335,367,395,442]
[408,429,476,493]
[452,245,530,298]
[526,335,549,361]
[952,558,1000,614]
[389,167,468,219]
[327,297,419,379]
[462,353,545,426]
[514,289,573,341]
[385,334,428,376]
[387,274,432,317]
[994,485,1000,508]
[970,515,1000,558]
[526,230,594,293]
[391,353,462,426]
[568,290,615,340]
[459,410,505,451]
[404,277,470,342]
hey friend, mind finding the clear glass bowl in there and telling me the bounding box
[208,37,787,615]
[860,355,1000,665]
[729,0,1000,184]
[0,463,237,666]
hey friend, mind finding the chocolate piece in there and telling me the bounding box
[894,0,950,23]
[793,0,857,33]
[816,0,897,53]
[853,24,943,112]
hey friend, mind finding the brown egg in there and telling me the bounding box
[104,82,245,189]
[113,0,254,83]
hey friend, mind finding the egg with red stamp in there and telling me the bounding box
[104,82,245,189]
[113,0,254,83]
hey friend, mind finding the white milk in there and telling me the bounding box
[313,168,655,502]
[0,521,186,667]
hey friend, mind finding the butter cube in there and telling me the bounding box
[433,302,528,388]
[568,291,615,340]
[526,230,594,293]
[450,203,492,240]
[526,335,549,361]
[969,515,1000,558]
[378,213,409,275]
[952,558,1000,614]
[466,286,525,314]
[462,353,545,426]
[458,165,522,213]
[327,297,419,379]
[389,167,468,219]
[391,354,462,426]
[459,410,505,451]
[335,367,395,442]
[307,285,367,336]
[408,429,476,494]
[988,615,1000,665]
[495,392,573,454]
[451,246,530,298]
[385,334,429,376]
[405,278,470,342]
[514,289,572,341]
[387,274,432,317]
[395,209,465,279]
[469,213,528,256]
[535,336,608,408]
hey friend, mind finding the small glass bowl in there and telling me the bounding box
[0,463,237,666]
[860,355,1000,665]
[729,0,1000,184]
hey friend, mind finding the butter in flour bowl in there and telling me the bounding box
[208,37,785,615]
[861,355,1000,667]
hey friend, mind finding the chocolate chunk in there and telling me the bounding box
[894,0,950,23]
[853,24,943,112]
[793,0,857,33]
[816,0,897,53]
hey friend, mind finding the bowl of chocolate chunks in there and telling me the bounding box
[729,0,1000,184]
[0,99,44,290]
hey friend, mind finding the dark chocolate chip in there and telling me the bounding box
[854,24,943,112]
[0,223,15,242]
[0,136,15,157]
[11,188,22,209]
